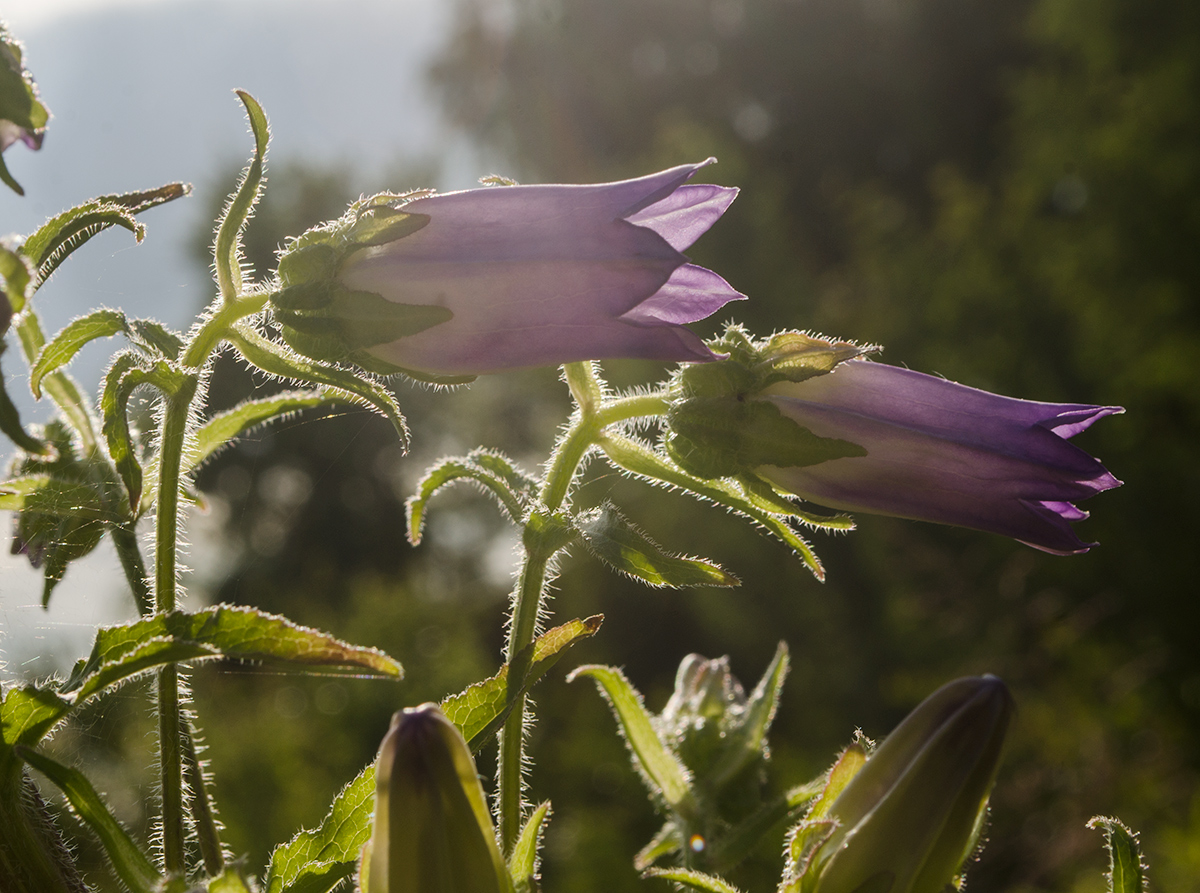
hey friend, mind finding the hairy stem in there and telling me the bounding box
[153,376,198,875]
[110,524,152,616]
[497,363,671,851]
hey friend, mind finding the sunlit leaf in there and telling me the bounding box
[642,867,744,893]
[16,746,161,893]
[709,641,789,788]
[442,616,603,752]
[567,664,697,819]
[265,765,375,893]
[407,449,536,545]
[230,327,408,444]
[188,390,348,473]
[509,801,551,893]
[214,91,269,303]
[31,310,127,398]
[1087,816,1148,893]
[61,605,402,701]
[599,434,826,580]
[0,685,71,783]
[576,502,738,589]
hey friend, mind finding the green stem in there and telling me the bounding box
[0,775,89,893]
[153,376,197,875]
[181,718,225,877]
[182,293,267,369]
[496,541,553,852]
[110,525,152,616]
[497,364,671,850]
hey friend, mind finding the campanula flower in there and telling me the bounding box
[0,25,49,196]
[753,359,1123,554]
[271,161,742,381]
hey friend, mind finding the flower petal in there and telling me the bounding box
[619,264,746,327]
[626,183,739,251]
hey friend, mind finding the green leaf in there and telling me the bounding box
[99,351,149,512]
[207,867,256,893]
[16,746,161,893]
[599,434,826,581]
[265,764,375,893]
[709,641,789,788]
[509,801,551,893]
[442,615,603,752]
[1,355,49,453]
[576,502,739,589]
[642,868,744,893]
[567,664,697,819]
[705,790,809,875]
[230,327,408,445]
[188,390,355,474]
[1087,816,1147,893]
[0,685,71,784]
[214,91,269,303]
[20,183,190,290]
[61,605,402,701]
[0,474,55,510]
[0,244,33,315]
[407,449,536,545]
[31,310,127,398]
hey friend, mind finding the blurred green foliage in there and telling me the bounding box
[53,0,1196,890]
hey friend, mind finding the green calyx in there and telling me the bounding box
[269,197,450,370]
[664,324,872,480]
[666,397,866,480]
[675,324,876,399]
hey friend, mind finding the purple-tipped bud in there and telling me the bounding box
[365,704,511,893]
[666,329,1122,554]
[270,161,743,381]
[809,677,1014,893]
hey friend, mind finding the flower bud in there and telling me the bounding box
[665,328,1122,554]
[270,161,742,381]
[366,704,512,893]
[810,676,1014,893]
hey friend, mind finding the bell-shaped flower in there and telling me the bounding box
[270,161,742,381]
[364,704,513,893]
[665,329,1122,554]
[793,676,1014,893]
[752,359,1123,554]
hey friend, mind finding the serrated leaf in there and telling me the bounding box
[1087,816,1147,893]
[16,746,161,893]
[407,450,534,545]
[31,309,128,398]
[230,327,408,445]
[20,183,190,290]
[265,765,375,893]
[509,801,551,893]
[642,867,744,893]
[188,390,355,474]
[61,605,402,701]
[567,664,697,819]
[599,434,826,581]
[214,91,269,302]
[0,685,71,784]
[709,641,789,788]
[576,502,738,589]
[442,615,602,752]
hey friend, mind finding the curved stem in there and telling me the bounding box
[496,364,672,851]
[182,293,267,369]
[110,525,152,616]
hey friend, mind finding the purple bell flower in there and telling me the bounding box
[755,359,1123,554]
[272,161,743,380]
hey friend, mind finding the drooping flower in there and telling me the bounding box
[790,676,1014,893]
[271,160,743,381]
[753,359,1123,554]
[664,329,1122,554]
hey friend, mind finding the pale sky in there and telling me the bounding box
[4,0,170,31]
